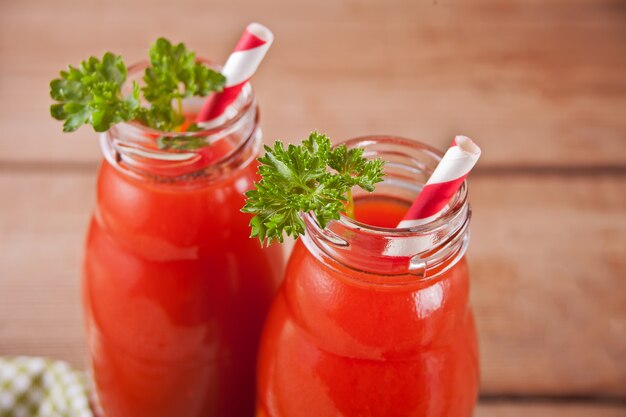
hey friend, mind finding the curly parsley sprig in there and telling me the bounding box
[50,53,140,132]
[50,38,225,134]
[242,132,385,245]
[140,38,225,131]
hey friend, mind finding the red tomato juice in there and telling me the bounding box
[256,195,479,417]
[83,138,283,416]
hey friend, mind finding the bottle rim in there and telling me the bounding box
[301,135,471,283]
[100,59,260,184]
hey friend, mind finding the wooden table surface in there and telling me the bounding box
[1,0,625,415]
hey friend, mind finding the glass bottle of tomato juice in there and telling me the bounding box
[83,62,283,417]
[257,136,479,417]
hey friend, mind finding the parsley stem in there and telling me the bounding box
[177,96,183,115]
[345,189,355,219]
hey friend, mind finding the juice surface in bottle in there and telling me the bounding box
[256,136,479,417]
[352,195,410,227]
[83,76,283,417]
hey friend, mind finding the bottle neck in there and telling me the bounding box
[100,61,260,185]
[300,135,471,283]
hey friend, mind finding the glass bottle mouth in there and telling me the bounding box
[100,59,261,183]
[301,135,471,284]
[100,59,260,184]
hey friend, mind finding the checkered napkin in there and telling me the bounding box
[0,357,92,417]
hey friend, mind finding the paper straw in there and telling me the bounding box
[196,23,274,123]
[398,136,481,228]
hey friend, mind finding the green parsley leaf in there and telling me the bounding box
[156,134,207,151]
[139,38,226,131]
[49,53,140,132]
[242,132,385,245]
[329,144,385,192]
[156,123,207,150]
[50,38,226,133]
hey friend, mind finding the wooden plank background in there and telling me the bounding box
[1,0,625,415]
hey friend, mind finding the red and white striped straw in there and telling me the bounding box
[398,136,481,228]
[196,23,274,123]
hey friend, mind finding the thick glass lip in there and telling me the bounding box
[120,59,256,140]
[302,135,468,237]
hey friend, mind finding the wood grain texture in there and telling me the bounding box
[0,0,625,165]
[475,402,626,417]
[470,174,626,396]
[0,172,90,364]
[0,171,624,396]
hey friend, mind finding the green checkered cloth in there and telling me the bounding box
[0,357,92,417]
